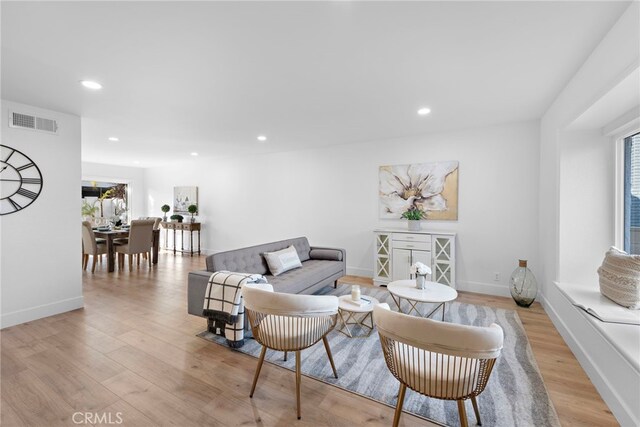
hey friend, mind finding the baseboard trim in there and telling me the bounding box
[1,296,84,329]
[541,286,639,426]
[347,266,372,277]
[456,280,511,297]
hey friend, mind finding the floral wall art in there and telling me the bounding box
[379,161,459,220]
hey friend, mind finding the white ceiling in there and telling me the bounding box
[1,1,631,167]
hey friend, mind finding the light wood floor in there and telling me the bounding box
[1,253,617,426]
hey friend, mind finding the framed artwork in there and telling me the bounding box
[379,161,459,220]
[173,186,198,214]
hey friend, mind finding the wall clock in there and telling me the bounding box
[0,144,43,215]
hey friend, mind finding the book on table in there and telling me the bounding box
[346,297,373,308]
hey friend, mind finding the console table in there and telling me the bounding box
[161,221,201,256]
[374,229,456,288]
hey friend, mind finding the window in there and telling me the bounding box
[623,132,640,253]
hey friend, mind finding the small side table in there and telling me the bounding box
[160,221,202,256]
[337,295,379,338]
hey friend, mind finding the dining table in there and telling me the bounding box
[93,228,160,272]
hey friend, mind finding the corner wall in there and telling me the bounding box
[145,120,540,295]
[538,2,640,425]
[1,100,83,328]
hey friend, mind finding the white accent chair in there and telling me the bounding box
[81,221,107,273]
[115,219,155,271]
[243,284,339,420]
[373,304,504,427]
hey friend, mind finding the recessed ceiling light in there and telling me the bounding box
[108,137,119,142]
[257,135,267,142]
[133,161,140,165]
[190,152,199,156]
[417,107,431,116]
[80,80,103,90]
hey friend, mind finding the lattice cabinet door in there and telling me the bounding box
[374,232,392,285]
[432,235,456,287]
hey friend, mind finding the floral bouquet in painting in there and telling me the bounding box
[379,161,459,220]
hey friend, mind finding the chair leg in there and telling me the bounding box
[137,254,140,266]
[82,254,88,270]
[322,336,338,378]
[148,252,151,268]
[471,396,481,425]
[296,351,301,420]
[250,346,267,398]
[457,400,469,427]
[284,351,287,361]
[392,383,407,427]
[128,254,133,272]
[91,255,97,273]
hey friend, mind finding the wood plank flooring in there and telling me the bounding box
[1,254,617,426]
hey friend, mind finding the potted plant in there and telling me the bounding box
[401,207,425,231]
[187,204,198,223]
[81,200,100,220]
[161,204,171,222]
[170,214,184,223]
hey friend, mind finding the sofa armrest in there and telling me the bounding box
[187,270,212,317]
[309,247,346,263]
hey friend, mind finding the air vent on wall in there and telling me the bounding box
[9,111,58,134]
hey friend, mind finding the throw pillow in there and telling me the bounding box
[309,248,343,261]
[597,247,640,309]
[263,245,302,276]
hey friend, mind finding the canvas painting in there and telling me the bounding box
[379,161,459,220]
[173,186,198,214]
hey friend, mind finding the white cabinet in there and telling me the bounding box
[374,229,456,288]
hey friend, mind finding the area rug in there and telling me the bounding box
[198,284,560,426]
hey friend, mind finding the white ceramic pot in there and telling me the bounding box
[408,220,421,231]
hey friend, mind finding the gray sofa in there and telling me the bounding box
[187,236,346,318]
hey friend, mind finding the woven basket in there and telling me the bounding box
[597,247,640,309]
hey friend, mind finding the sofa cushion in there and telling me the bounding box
[206,237,311,274]
[268,260,343,294]
[263,245,302,276]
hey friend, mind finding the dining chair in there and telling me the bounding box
[115,219,155,271]
[81,221,107,273]
[243,284,339,420]
[373,304,504,427]
[138,216,162,230]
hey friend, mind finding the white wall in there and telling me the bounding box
[1,100,83,328]
[539,3,639,425]
[82,162,146,220]
[145,120,540,295]
[559,130,615,286]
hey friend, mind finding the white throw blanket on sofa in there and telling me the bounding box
[202,271,269,347]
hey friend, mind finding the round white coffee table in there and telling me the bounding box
[337,294,380,338]
[387,279,458,321]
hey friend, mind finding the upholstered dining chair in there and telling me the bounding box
[137,217,161,260]
[115,219,155,271]
[243,284,339,420]
[138,216,162,230]
[373,304,504,427]
[81,221,107,273]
